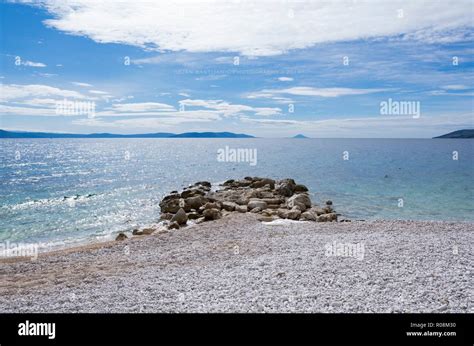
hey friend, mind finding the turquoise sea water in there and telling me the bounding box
[0,138,473,250]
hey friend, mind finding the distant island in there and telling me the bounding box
[433,129,474,139]
[0,130,255,139]
[293,134,309,138]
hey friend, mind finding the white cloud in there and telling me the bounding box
[105,102,176,113]
[0,104,56,116]
[247,87,389,99]
[179,92,190,97]
[0,84,87,102]
[88,90,110,95]
[277,77,293,82]
[441,85,470,90]
[37,72,57,77]
[73,111,221,128]
[14,98,59,107]
[20,0,473,56]
[179,99,281,117]
[430,90,474,97]
[72,82,93,87]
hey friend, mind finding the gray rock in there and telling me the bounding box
[287,207,302,220]
[203,208,221,220]
[251,178,275,189]
[235,205,248,213]
[287,193,312,209]
[185,196,208,210]
[277,208,290,219]
[160,213,174,220]
[181,188,205,199]
[222,201,237,211]
[194,181,211,188]
[300,211,317,221]
[323,206,333,214]
[236,197,250,205]
[276,178,296,197]
[317,213,337,222]
[115,233,127,241]
[143,228,155,235]
[247,200,267,211]
[204,202,222,210]
[132,228,154,236]
[159,195,181,213]
[294,184,309,192]
[171,208,188,225]
[309,206,325,216]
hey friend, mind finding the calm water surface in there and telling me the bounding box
[1,138,472,251]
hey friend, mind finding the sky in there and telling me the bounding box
[0,0,473,138]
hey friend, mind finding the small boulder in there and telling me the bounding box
[247,200,267,211]
[287,194,311,211]
[171,208,188,225]
[236,196,250,205]
[115,233,127,241]
[185,195,208,210]
[294,184,309,192]
[132,229,141,235]
[181,188,206,199]
[194,181,211,188]
[275,178,296,197]
[235,205,248,213]
[159,195,181,213]
[251,178,275,189]
[323,206,333,214]
[326,200,333,206]
[160,213,174,220]
[317,213,337,222]
[250,207,262,213]
[222,201,237,211]
[204,202,222,210]
[300,211,317,221]
[277,209,290,219]
[203,208,221,220]
[142,228,155,235]
[309,206,325,216]
[287,207,302,220]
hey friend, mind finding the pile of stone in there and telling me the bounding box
[158,177,338,230]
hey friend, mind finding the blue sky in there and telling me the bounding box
[0,0,473,137]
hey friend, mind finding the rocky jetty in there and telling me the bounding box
[158,177,337,230]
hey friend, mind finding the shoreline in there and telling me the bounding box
[1,216,473,264]
[1,213,472,313]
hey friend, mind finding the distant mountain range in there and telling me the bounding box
[0,130,255,139]
[292,134,309,138]
[433,129,474,138]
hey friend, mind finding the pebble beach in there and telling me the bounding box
[1,213,472,313]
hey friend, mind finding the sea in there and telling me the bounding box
[1,138,473,252]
